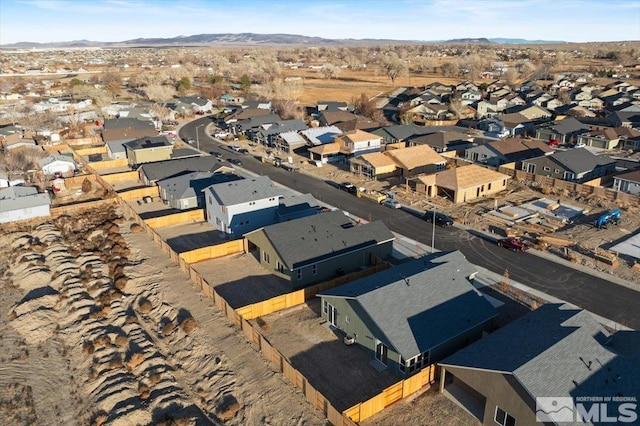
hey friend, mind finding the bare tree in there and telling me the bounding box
[352,93,386,122]
[504,68,520,87]
[379,53,407,85]
[320,63,341,80]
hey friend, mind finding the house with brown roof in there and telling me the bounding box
[102,118,157,143]
[408,131,474,153]
[613,169,640,195]
[435,165,511,203]
[384,145,447,178]
[223,108,271,126]
[575,126,621,149]
[465,137,553,167]
[349,152,398,179]
[318,110,358,127]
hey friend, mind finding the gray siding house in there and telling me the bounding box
[318,251,497,378]
[157,171,241,210]
[244,210,394,289]
[521,148,616,183]
[439,304,640,426]
[613,169,640,195]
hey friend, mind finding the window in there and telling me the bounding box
[312,264,317,275]
[263,251,270,264]
[401,350,431,375]
[297,269,302,280]
[555,169,560,174]
[208,195,212,204]
[543,166,550,172]
[399,356,406,373]
[495,407,516,426]
[276,261,284,273]
[488,183,492,190]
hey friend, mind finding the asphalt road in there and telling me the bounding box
[181,118,640,329]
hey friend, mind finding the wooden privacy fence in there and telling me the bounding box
[89,158,129,170]
[50,198,119,217]
[178,240,244,263]
[343,364,438,423]
[119,186,160,200]
[236,261,391,320]
[143,209,205,229]
[102,171,141,184]
[75,146,107,156]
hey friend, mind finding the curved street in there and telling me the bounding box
[181,117,640,329]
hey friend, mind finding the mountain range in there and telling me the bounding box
[0,33,567,48]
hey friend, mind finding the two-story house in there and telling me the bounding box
[123,136,173,167]
[203,175,283,238]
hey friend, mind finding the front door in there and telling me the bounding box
[375,341,388,365]
[327,303,337,326]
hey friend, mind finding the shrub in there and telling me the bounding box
[180,317,198,334]
[82,341,95,355]
[138,299,153,314]
[126,352,145,370]
[138,382,151,399]
[162,321,176,336]
[148,373,162,385]
[114,335,128,347]
[215,394,240,421]
[130,223,143,233]
[81,178,93,193]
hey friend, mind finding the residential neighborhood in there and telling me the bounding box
[1,8,640,426]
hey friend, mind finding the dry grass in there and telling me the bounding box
[180,317,198,335]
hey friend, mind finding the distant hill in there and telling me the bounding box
[0,33,567,48]
[489,38,566,45]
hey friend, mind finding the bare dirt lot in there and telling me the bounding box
[252,299,399,412]
[0,206,326,425]
[154,221,227,253]
[190,251,292,308]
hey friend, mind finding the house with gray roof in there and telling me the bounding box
[138,157,234,185]
[157,171,242,210]
[439,303,640,426]
[244,210,395,289]
[102,117,157,143]
[250,119,307,146]
[273,130,308,154]
[613,169,640,195]
[300,126,342,146]
[535,117,591,145]
[0,186,51,223]
[318,251,497,378]
[37,154,76,176]
[521,148,616,183]
[204,175,283,238]
[232,113,282,136]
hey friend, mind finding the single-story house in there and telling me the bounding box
[157,171,241,210]
[102,117,157,143]
[439,303,640,425]
[521,148,616,183]
[613,169,640,195]
[244,210,395,289]
[407,131,474,153]
[535,117,591,145]
[465,138,553,167]
[123,136,173,167]
[0,186,51,223]
[349,152,398,179]
[106,140,128,160]
[384,145,447,177]
[138,157,233,186]
[435,165,511,203]
[37,155,76,176]
[318,251,497,378]
[575,127,621,150]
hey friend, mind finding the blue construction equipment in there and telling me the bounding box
[596,209,621,229]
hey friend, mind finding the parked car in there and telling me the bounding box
[237,148,249,154]
[497,237,529,252]
[210,151,223,159]
[228,158,242,166]
[338,182,358,195]
[574,141,586,149]
[214,131,229,138]
[424,211,454,227]
[228,145,242,152]
[382,199,401,209]
[185,138,195,145]
[546,139,559,147]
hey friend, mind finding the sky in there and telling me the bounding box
[0,0,639,45]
